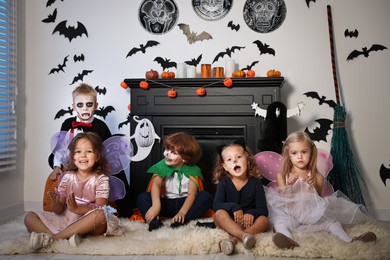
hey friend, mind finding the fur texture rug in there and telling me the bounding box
[1,215,389,259]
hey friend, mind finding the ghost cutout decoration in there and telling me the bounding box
[130,115,160,162]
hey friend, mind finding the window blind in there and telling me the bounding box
[0,0,16,172]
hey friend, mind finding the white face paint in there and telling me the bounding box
[163,148,185,168]
[72,94,97,122]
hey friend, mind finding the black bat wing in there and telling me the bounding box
[46,0,56,7]
[126,47,141,57]
[73,54,85,62]
[185,54,202,66]
[54,107,73,119]
[347,50,363,61]
[229,46,245,55]
[118,115,132,129]
[53,20,88,42]
[95,106,115,119]
[178,23,191,37]
[49,55,68,74]
[212,51,229,63]
[253,40,274,55]
[380,164,390,186]
[304,118,333,142]
[95,86,107,95]
[70,70,93,85]
[154,57,176,70]
[368,44,388,53]
[42,8,57,23]
[303,91,321,101]
[241,61,259,70]
[324,99,336,108]
[305,0,316,8]
[144,40,160,49]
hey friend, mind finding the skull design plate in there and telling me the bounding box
[192,0,233,21]
[138,0,179,34]
[243,0,287,33]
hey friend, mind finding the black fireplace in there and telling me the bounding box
[124,77,284,211]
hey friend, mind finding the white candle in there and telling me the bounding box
[177,63,187,78]
[225,59,235,77]
[187,66,196,78]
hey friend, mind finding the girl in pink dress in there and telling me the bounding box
[266,131,376,249]
[24,132,122,251]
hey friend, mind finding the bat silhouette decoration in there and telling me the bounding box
[253,40,275,56]
[94,106,115,119]
[73,54,85,62]
[227,21,240,31]
[304,118,333,142]
[53,20,88,42]
[185,54,202,67]
[95,86,107,95]
[42,8,57,23]
[303,91,336,108]
[46,0,63,7]
[49,55,69,75]
[347,44,388,61]
[241,61,259,71]
[344,29,358,38]
[305,0,316,8]
[126,40,160,57]
[177,23,212,44]
[213,46,245,63]
[54,106,73,119]
[69,70,93,85]
[380,164,390,186]
[154,57,177,71]
[118,114,131,129]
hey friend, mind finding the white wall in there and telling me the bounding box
[21,0,390,220]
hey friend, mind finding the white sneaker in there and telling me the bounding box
[30,232,53,250]
[68,234,81,247]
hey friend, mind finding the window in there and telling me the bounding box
[0,0,16,172]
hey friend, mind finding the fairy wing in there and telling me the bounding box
[109,175,126,200]
[102,135,133,176]
[50,131,73,166]
[317,148,334,196]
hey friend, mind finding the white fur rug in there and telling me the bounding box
[1,215,389,259]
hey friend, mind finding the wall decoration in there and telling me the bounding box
[304,118,333,142]
[138,0,179,35]
[303,91,336,108]
[118,114,132,130]
[49,55,68,74]
[241,61,259,71]
[253,40,275,56]
[192,0,233,21]
[46,0,63,8]
[177,23,213,44]
[52,20,88,42]
[212,45,245,63]
[344,29,358,38]
[184,54,203,67]
[243,0,287,33]
[42,8,57,23]
[380,164,390,186]
[69,69,93,85]
[305,0,317,8]
[54,107,73,120]
[94,106,116,120]
[73,54,85,62]
[346,44,388,61]
[126,40,160,58]
[227,20,240,31]
[154,56,177,70]
[95,86,107,95]
[252,101,305,119]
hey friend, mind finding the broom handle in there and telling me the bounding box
[327,5,340,104]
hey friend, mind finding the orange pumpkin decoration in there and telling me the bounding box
[246,70,256,78]
[223,78,233,87]
[120,81,128,89]
[145,69,159,79]
[127,104,131,111]
[267,69,282,77]
[232,70,246,78]
[161,70,175,78]
[139,81,149,89]
[196,87,206,96]
[167,89,177,98]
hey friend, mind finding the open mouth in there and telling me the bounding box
[82,113,90,117]
[234,165,241,172]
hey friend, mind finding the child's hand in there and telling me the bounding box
[287,174,299,185]
[66,192,78,213]
[243,214,254,229]
[172,212,186,224]
[49,166,62,180]
[305,174,315,186]
[48,187,60,204]
[233,210,244,225]
[145,206,160,224]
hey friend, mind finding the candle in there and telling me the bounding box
[225,59,235,77]
[177,63,187,78]
[187,66,196,78]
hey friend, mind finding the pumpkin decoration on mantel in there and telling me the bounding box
[161,70,175,78]
[232,70,246,78]
[266,69,281,77]
[196,87,206,96]
[145,69,159,79]
[167,89,177,98]
[223,77,233,87]
[139,81,149,90]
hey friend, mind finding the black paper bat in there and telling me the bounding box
[227,21,240,31]
[53,20,88,42]
[46,0,63,7]
[126,40,160,57]
[253,40,275,56]
[347,44,388,61]
[95,86,106,95]
[303,91,336,108]
[344,29,358,38]
[177,23,212,44]
[184,54,202,67]
[70,70,93,85]
[42,8,57,23]
[213,46,245,63]
[305,0,316,8]
[380,164,390,186]
[241,61,259,71]
[118,114,131,129]
[73,54,85,62]
[304,118,333,142]
[54,106,73,119]
[154,57,177,71]
[94,106,115,119]
[49,55,69,74]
